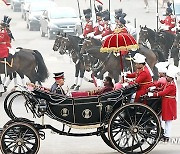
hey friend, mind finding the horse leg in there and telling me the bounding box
[0,75,4,96]
[152,66,159,81]
[71,63,80,89]
[17,71,26,86]
[171,47,179,67]
[3,73,14,91]
[75,63,85,91]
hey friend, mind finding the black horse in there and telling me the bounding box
[0,48,49,85]
[81,37,159,81]
[80,38,121,83]
[139,25,166,62]
[53,32,65,52]
[57,34,85,91]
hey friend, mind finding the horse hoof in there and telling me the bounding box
[70,84,76,89]
[74,86,80,91]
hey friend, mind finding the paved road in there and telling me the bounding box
[0,0,180,153]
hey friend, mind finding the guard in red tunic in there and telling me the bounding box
[93,12,104,36]
[101,15,112,38]
[83,14,93,37]
[126,53,153,102]
[160,4,175,34]
[0,23,9,59]
[82,9,93,38]
[148,64,179,142]
[114,16,128,34]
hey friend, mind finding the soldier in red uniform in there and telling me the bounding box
[114,16,128,34]
[148,65,179,142]
[160,3,175,34]
[101,15,112,38]
[93,12,104,36]
[0,16,10,59]
[125,53,153,102]
[82,9,93,38]
[83,14,93,37]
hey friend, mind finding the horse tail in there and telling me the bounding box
[32,50,49,82]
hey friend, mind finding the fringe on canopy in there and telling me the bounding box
[100,44,139,53]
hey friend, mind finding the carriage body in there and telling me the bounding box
[31,84,137,127]
[0,84,163,154]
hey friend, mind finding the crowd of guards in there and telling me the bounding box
[82,5,136,40]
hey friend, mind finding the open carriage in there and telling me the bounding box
[0,84,162,154]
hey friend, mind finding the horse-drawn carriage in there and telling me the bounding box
[0,83,162,154]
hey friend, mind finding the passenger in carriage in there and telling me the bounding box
[50,72,66,95]
[148,65,179,142]
[160,2,175,34]
[88,76,114,96]
[27,72,66,95]
[125,53,153,103]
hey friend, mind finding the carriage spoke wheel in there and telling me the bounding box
[108,103,161,154]
[0,122,40,154]
[100,126,114,149]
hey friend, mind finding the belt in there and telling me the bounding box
[164,96,176,99]
[0,42,6,44]
[139,81,152,85]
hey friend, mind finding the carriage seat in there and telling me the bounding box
[33,88,72,103]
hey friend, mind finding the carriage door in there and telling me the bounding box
[73,96,102,125]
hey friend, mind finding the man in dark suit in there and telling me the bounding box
[50,72,66,95]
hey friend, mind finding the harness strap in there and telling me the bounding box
[0,58,14,67]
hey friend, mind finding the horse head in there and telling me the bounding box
[80,37,101,54]
[59,36,70,55]
[53,32,64,51]
[138,25,149,44]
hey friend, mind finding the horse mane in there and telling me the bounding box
[68,35,81,52]
[146,27,155,38]
[91,38,102,46]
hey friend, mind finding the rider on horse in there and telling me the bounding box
[160,2,176,34]
[82,9,93,38]
[0,15,12,94]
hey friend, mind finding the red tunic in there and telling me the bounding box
[93,20,104,36]
[101,24,112,37]
[83,21,93,37]
[126,66,153,102]
[160,15,175,34]
[153,81,177,121]
[0,29,9,58]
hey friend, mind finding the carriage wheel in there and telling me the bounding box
[100,126,114,149]
[108,103,161,154]
[0,122,40,154]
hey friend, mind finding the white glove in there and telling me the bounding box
[86,32,94,38]
[148,92,153,97]
[122,82,129,87]
[149,86,156,91]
